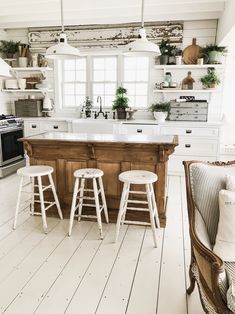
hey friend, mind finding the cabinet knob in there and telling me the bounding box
[137,129,143,133]
[53,125,59,129]
[186,129,192,134]
[185,144,191,148]
[32,125,37,129]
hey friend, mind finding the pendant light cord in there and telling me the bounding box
[141,0,145,28]
[61,0,64,32]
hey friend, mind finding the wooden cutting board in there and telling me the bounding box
[183,38,201,64]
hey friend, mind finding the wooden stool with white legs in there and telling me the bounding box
[13,165,63,233]
[115,170,160,247]
[69,168,109,239]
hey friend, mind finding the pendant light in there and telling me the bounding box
[123,0,161,56]
[0,58,11,77]
[45,0,80,60]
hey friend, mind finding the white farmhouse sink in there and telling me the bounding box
[72,119,119,134]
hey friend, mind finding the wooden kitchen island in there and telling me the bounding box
[21,132,178,227]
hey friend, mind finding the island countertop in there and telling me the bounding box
[21,132,178,145]
[21,132,178,227]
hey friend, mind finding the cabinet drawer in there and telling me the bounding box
[168,114,207,121]
[41,121,68,132]
[120,124,159,135]
[170,102,208,109]
[175,138,218,156]
[160,126,219,137]
[170,108,207,115]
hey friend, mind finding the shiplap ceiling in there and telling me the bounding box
[0,0,227,29]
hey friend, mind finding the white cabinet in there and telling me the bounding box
[160,122,221,175]
[24,119,68,136]
[119,123,159,135]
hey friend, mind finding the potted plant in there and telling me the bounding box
[200,68,220,89]
[149,101,170,122]
[201,44,227,64]
[83,96,93,118]
[159,39,176,65]
[112,86,129,119]
[0,40,20,59]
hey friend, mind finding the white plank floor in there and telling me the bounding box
[0,173,204,314]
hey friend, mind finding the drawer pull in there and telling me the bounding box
[53,125,59,129]
[32,125,37,129]
[137,129,143,133]
[185,144,191,148]
[186,130,192,134]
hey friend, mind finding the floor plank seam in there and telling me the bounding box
[33,221,95,313]
[64,223,112,313]
[94,225,130,314]
[2,221,69,313]
[125,227,147,314]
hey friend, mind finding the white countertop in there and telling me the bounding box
[24,132,177,145]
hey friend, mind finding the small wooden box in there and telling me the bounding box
[168,101,208,122]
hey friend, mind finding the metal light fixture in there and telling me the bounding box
[123,0,161,56]
[0,58,11,77]
[45,0,80,60]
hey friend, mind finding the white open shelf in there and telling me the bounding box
[153,89,220,93]
[1,89,54,93]
[154,64,224,70]
[11,67,53,72]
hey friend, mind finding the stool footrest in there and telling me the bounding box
[123,220,151,226]
[76,214,97,219]
[129,190,147,195]
[126,206,149,212]
[127,200,148,205]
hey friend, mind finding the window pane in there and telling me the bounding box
[75,70,86,82]
[124,83,135,95]
[64,71,75,82]
[124,70,135,82]
[64,83,75,94]
[93,83,104,95]
[76,58,86,70]
[105,70,116,82]
[137,57,149,69]
[93,58,105,70]
[75,83,86,95]
[128,96,135,107]
[105,58,117,70]
[135,83,148,95]
[104,83,116,95]
[64,60,75,70]
[94,70,105,81]
[136,70,148,81]
[105,95,114,107]
[136,96,147,107]
[76,95,86,106]
[124,57,136,70]
[64,95,76,107]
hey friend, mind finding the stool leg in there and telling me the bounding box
[121,183,130,225]
[38,176,47,233]
[98,177,109,224]
[78,178,85,221]
[93,178,103,239]
[146,184,157,248]
[69,177,79,236]
[13,176,24,230]
[30,177,35,215]
[48,173,63,220]
[115,182,129,243]
[150,183,160,228]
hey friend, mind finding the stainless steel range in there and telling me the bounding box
[0,114,26,178]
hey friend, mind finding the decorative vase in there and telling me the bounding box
[159,55,169,65]
[208,51,223,64]
[153,111,167,123]
[18,57,28,67]
[116,108,127,120]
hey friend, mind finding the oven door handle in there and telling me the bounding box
[0,127,24,134]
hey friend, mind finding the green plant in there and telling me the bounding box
[149,101,171,113]
[159,39,176,56]
[200,68,220,88]
[83,96,92,110]
[112,86,129,110]
[201,44,227,54]
[0,40,20,56]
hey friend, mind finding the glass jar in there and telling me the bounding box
[164,72,172,87]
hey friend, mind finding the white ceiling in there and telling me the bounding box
[0,0,227,29]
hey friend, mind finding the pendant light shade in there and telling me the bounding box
[0,58,11,77]
[123,0,161,56]
[46,0,80,60]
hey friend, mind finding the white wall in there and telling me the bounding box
[217,0,235,47]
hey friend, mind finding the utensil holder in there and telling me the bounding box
[18,57,28,68]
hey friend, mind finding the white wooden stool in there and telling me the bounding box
[69,168,109,239]
[115,170,160,247]
[13,165,63,233]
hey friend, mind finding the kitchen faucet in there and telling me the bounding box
[94,96,108,119]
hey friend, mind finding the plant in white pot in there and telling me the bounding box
[149,102,170,122]
[201,44,227,64]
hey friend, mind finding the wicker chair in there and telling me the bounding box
[183,160,235,314]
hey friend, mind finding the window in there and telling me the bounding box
[123,56,149,108]
[92,56,117,107]
[62,58,87,108]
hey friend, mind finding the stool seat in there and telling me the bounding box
[17,165,53,177]
[119,170,158,185]
[74,168,104,179]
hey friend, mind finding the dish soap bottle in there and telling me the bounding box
[182,71,195,90]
